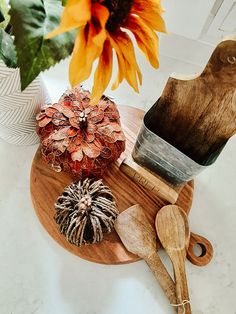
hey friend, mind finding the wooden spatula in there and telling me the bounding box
[156,205,192,314]
[114,204,177,308]
[148,35,236,164]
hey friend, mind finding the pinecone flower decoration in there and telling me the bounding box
[36,87,126,178]
[55,178,118,246]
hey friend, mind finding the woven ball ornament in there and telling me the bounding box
[36,87,126,179]
[55,178,118,246]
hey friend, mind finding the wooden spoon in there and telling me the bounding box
[114,204,177,308]
[156,205,192,314]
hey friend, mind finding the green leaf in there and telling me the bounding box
[0,9,4,23]
[62,0,67,6]
[9,0,76,90]
[0,28,17,67]
[0,0,10,29]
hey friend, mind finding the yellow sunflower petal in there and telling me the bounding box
[108,31,142,92]
[46,0,91,39]
[91,3,109,47]
[125,15,159,68]
[131,0,166,33]
[69,26,87,86]
[109,35,138,92]
[69,3,109,87]
[90,40,113,105]
[69,24,102,86]
[111,52,125,90]
[84,3,109,69]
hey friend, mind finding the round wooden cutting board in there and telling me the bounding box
[30,105,194,264]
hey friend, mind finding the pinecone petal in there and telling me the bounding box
[71,147,83,162]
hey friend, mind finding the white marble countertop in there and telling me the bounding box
[0,42,236,314]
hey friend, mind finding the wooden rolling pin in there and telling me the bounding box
[120,156,179,204]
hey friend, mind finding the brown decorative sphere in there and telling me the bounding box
[36,87,126,179]
[54,178,118,246]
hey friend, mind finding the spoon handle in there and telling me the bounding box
[145,252,177,307]
[171,251,192,314]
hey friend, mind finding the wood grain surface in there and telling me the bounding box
[120,157,180,204]
[156,205,192,314]
[187,232,213,267]
[148,37,236,164]
[30,105,194,265]
[115,204,177,306]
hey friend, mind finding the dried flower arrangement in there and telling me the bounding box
[47,0,166,103]
[1,0,165,101]
[55,178,118,246]
[0,0,165,147]
[36,87,126,179]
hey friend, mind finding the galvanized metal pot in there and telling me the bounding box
[132,101,225,186]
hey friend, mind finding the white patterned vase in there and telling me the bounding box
[0,61,51,145]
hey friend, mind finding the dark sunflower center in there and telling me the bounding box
[102,0,133,32]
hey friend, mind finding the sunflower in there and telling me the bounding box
[46,0,166,104]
